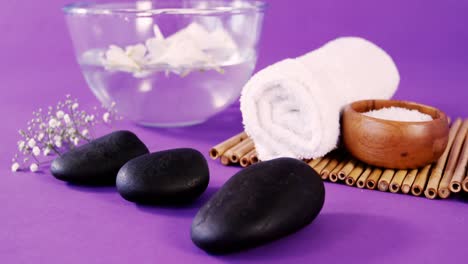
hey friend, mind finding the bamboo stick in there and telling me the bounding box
[209,132,247,159]
[330,159,348,182]
[390,170,408,193]
[220,155,231,165]
[249,152,259,164]
[463,169,468,192]
[366,168,383,190]
[438,120,468,198]
[401,169,418,194]
[424,118,462,198]
[228,139,253,163]
[338,159,358,180]
[314,157,331,174]
[357,167,372,188]
[230,138,254,163]
[450,132,468,192]
[437,120,468,199]
[320,156,341,180]
[409,164,429,197]
[240,148,256,168]
[378,169,395,192]
[308,158,322,168]
[346,163,364,186]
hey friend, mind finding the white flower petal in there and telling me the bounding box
[32,146,40,156]
[27,138,36,148]
[204,27,238,52]
[103,112,110,123]
[48,118,58,128]
[145,37,168,64]
[55,141,62,148]
[63,114,71,124]
[153,24,165,40]
[43,148,51,156]
[100,22,235,76]
[125,44,147,63]
[11,162,20,172]
[29,163,39,173]
[56,110,65,119]
[104,45,140,71]
[18,141,25,151]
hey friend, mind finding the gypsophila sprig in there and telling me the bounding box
[11,95,122,173]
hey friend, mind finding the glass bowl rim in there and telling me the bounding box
[63,0,267,16]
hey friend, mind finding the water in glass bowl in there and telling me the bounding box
[79,50,255,127]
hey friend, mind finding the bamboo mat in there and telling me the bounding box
[210,118,468,199]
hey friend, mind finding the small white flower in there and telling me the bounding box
[85,115,95,123]
[43,148,51,156]
[29,163,39,173]
[82,129,89,137]
[63,114,71,124]
[72,103,79,110]
[32,146,40,156]
[18,141,25,151]
[56,110,65,119]
[68,127,76,134]
[27,138,36,148]
[53,135,63,148]
[39,123,46,129]
[72,137,80,146]
[37,133,45,141]
[103,112,110,123]
[11,162,20,172]
[55,140,62,148]
[48,118,58,128]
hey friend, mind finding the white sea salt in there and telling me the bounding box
[363,106,433,122]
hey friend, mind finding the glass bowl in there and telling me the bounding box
[63,0,266,127]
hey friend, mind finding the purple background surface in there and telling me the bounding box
[1,0,468,263]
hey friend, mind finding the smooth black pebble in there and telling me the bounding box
[191,157,325,254]
[51,130,149,185]
[116,148,209,204]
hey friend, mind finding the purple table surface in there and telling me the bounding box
[1,0,468,263]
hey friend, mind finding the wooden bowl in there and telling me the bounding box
[342,100,449,169]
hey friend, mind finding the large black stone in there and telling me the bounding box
[116,148,209,204]
[191,157,325,254]
[50,130,149,185]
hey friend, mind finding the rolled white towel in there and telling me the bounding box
[240,37,400,161]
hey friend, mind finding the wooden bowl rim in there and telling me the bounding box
[344,99,448,125]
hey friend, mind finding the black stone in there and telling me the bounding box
[116,148,209,204]
[50,130,149,185]
[191,157,325,254]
